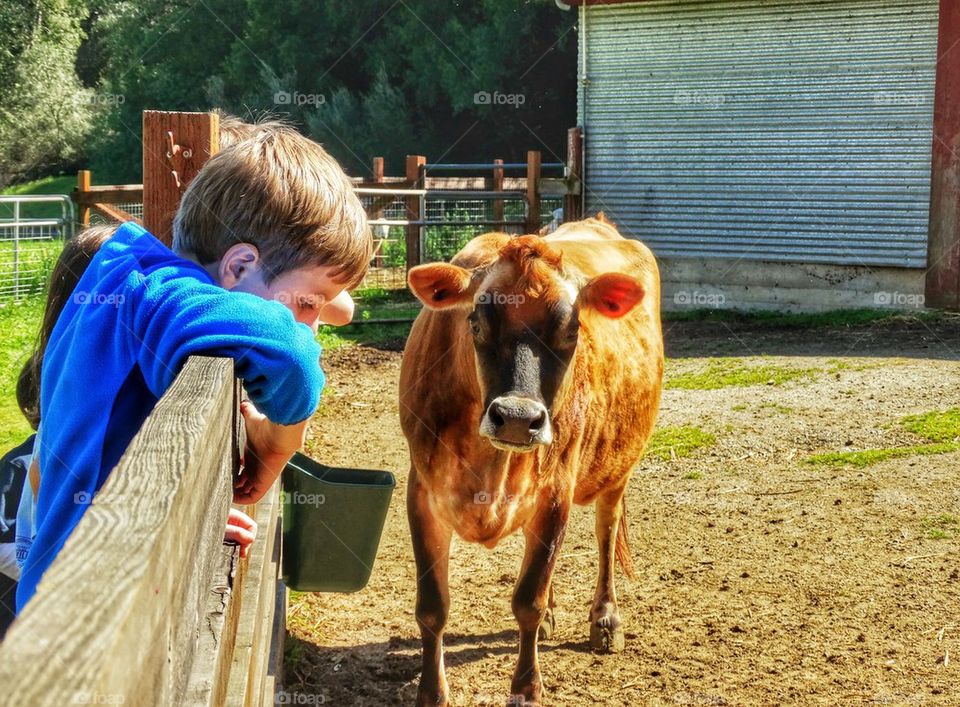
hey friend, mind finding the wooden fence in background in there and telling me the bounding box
[0,357,284,706]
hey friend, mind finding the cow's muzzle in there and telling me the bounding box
[479,395,552,451]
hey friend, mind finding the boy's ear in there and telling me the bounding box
[219,243,262,289]
[408,263,474,309]
[577,272,645,319]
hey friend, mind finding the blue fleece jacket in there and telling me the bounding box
[16,222,324,610]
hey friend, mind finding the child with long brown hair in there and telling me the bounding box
[0,225,115,633]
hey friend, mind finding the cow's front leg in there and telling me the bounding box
[590,489,626,652]
[408,471,453,706]
[510,497,570,706]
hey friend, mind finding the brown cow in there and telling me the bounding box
[400,216,663,706]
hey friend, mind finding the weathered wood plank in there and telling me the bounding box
[73,185,145,205]
[525,150,541,234]
[405,155,426,272]
[0,357,236,706]
[184,543,241,705]
[225,483,281,707]
[92,202,143,226]
[264,576,288,705]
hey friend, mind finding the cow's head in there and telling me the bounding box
[408,235,644,453]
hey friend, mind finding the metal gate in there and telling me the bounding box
[579,0,940,267]
[0,195,75,301]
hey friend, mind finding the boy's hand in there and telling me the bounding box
[234,399,308,503]
[224,508,257,558]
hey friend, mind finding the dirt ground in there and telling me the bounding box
[286,315,960,706]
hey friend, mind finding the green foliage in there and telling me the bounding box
[0,0,93,187]
[1,174,77,218]
[86,0,577,181]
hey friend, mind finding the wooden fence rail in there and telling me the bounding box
[0,357,283,707]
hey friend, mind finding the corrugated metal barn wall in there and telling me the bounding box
[579,0,940,267]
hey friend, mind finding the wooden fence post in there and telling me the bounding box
[76,170,92,228]
[143,111,220,246]
[492,159,505,231]
[372,157,385,268]
[525,150,541,234]
[405,155,426,272]
[565,127,584,222]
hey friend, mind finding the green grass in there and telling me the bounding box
[900,408,960,443]
[760,403,795,414]
[806,407,960,468]
[805,442,960,469]
[824,358,892,374]
[0,239,65,297]
[318,320,411,350]
[663,308,943,328]
[0,298,43,449]
[666,357,818,390]
[646,424,716,461]
[682,471,703,480]
[1,175,76,219]
[317,291,419,350]
[921,514,959,540]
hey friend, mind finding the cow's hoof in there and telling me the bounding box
[417,681,450,707]
[537,608,556,641]
[416,686,449,706]
[509,673,544,706]
[589,621,625,653]
[508,685,543,706]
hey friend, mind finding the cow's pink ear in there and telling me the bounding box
[408,263,474,309]
[579,273,644,319]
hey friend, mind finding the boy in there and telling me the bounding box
[16,126,371,610]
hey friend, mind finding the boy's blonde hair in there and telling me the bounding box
[173,126,371,289]
[213,109,289,149]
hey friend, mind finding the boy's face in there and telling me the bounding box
[232,262,348,333]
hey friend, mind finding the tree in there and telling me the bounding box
[87,0,577,181]
[0,0,93,187]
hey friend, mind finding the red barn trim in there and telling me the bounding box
[926,0,960,308]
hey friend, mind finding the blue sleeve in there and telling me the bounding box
[129,269,324,425]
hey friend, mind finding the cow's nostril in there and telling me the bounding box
[529,409,546,433]
[489,406,505,429]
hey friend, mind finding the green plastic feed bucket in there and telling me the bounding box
[281,452,396,592]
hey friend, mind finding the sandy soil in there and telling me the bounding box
[286,316,960,706]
